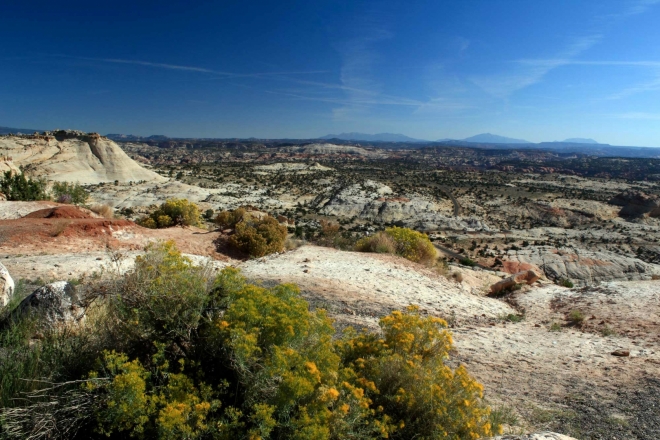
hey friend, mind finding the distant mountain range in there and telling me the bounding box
[0,126,44,135]
[106,133,169,141]
[459,133,531,144]
[319,132,428,142]
[561,138,599,144]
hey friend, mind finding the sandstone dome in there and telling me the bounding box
[0,130,166,184]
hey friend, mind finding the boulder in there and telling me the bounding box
[490,270,540,295]
[488,433,576,440]
[13,281,83,326]
[609,190,660,218]
[0,262,14,307]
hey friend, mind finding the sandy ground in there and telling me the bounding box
[1,202,659,438]
[238,246,515,329]
[452,283,660,438]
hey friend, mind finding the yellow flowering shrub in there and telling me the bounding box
[3,242,497,440]
[337,306,495,439]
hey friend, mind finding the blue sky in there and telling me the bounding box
[2,0,660,145]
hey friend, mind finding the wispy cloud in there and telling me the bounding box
[470,34,602,98]
[331,24,393,119]
[516,59,660,67]
[612,111,660,120]
[609,76,660,99]
[469,0,659,99]
[621,0,660,16]
[56,55,330,78]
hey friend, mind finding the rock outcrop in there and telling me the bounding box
[314,180,493,231]
[13,281,83,325]
[0,130,166,184]
[609,190,660,218]
[0,262,14,307]
[490,269,540,295]
[502,246,660,285]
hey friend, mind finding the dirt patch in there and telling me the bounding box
[0,216,226,261]
[24,206,96,219]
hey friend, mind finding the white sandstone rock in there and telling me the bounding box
[0,262,14,307]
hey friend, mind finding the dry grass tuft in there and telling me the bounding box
[355,232,397,254]
[90,204,114,219]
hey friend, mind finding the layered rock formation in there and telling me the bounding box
[0,130,166,184]
[501,246,659,285]
[609,190,660,218]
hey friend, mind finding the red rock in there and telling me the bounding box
[611,349,630,357]
[490,270,540,295]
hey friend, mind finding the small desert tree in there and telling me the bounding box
[0,171,48,201]
[51,181,89,204]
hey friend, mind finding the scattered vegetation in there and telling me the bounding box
[0,242,499,439]
[138,198,202,228]
[356,227,436,266]
[549,322,562,332]
[51,181,89,205]
[600,325,617,337]
[0,171,48,201]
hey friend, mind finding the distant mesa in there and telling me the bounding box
[319,132,427,142]
[561,138,599,144]
[461,133,531,144]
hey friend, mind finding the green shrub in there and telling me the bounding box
[355,227,436,266]
[138,198,201,228]
[549,322,562,332]
[567,309,585,325]
[502,313,524,323]
[0,242,499,439]
[459,257,477,267]
[52,181,89,204]
[229,215,287,257]
[559,278,574,288]
[0,171,48,201]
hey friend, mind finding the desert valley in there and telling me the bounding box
[0,130,659,439]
